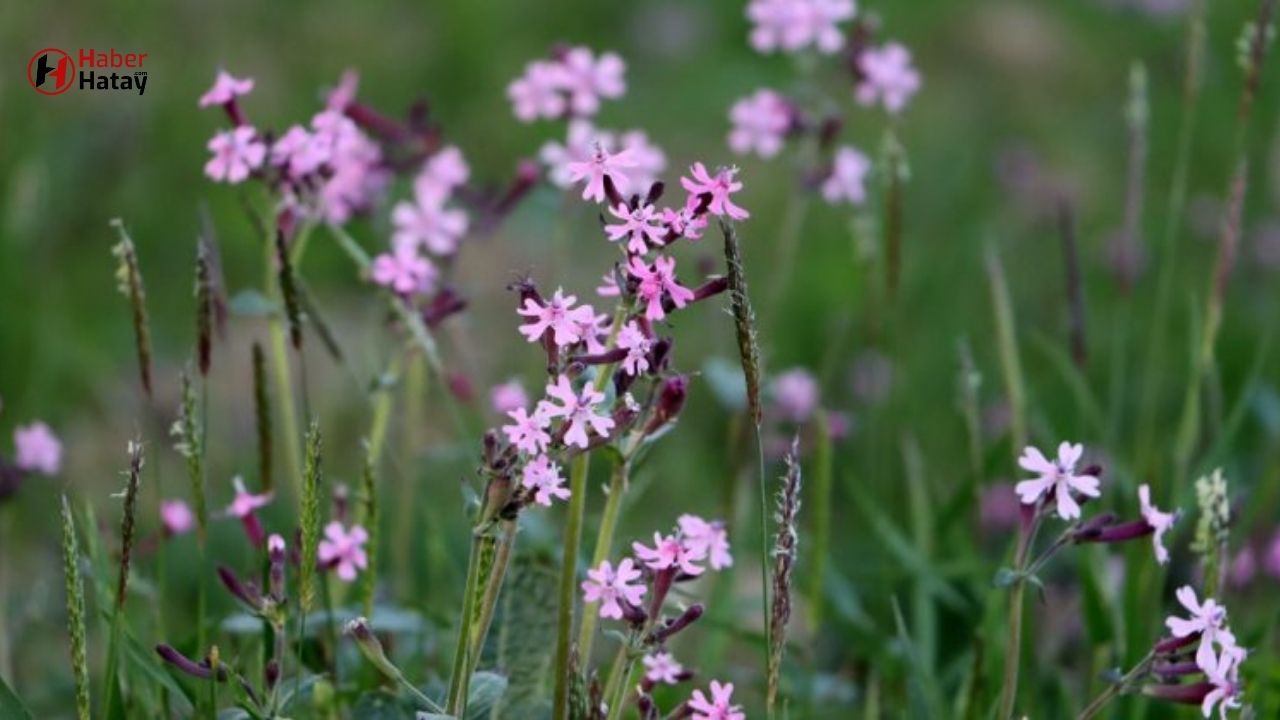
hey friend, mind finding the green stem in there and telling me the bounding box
[577,457,631,661]
[467,519,517,677]
[997,512,1043,719]
[446,529,485,714]
[755,424,774,719]
[1076,652,1155,720]
[551,453,591,719]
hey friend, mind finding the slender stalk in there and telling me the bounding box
[997,511,1043,719]
[985,244,1027,458]
[807,411,833,631]
[1076,651,1156,720]
[577,457,631,660]
[755,424,772,719]
[764,183,812,325]
[467,519,517,675]
[446,531,485,714]
[551,453,591,720]
[266,236,303,495]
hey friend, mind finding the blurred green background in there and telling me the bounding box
[2,0,1280,717]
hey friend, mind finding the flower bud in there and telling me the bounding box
[645,375,688,436]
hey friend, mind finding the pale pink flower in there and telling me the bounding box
[160,500,195,536]
[661,205,709,240]
[391,190,469,257]
[226,476,272,518]
[747,0,855,54]
[618,130,667,190]
[574,308,612,355]
[581,558,646,620]
[678,514,733,570]
[508,59,568,122]
[490,380,529,415]
[643,652,684,685]
[371,246,438,296]
[628,255,695,321]
[681,163,750,220]
[13,422,61,475]
[771,368,819,423]
[559,47,626,116]
[541,375,615,448]
[1165,585,1229,671]
[617,322,653,376]
[502,407,552,455]
[541,120,603,188]
[521,454,570,506]
[268,533,286,554]
[271,125,328,179]
[416,146,470,203]
[597,269,621,297]
[325,69,360,111]
[856,42,922,114]
[310,111,389,223]
[605,203,666,254]
[1014,442,1101,520]
[318,521,369,582]
[688,680,745,720]
[198,70,253,107]
[633,532,706,576]
[204,126,266,184]
[728,89,791,158]
[568,143,638,203]
[1138,484,1177,565]
[1199,642,1245,719]
[517,288,597,346]
[821,146,872,205]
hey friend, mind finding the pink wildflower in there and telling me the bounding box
[508,59,568,122]
[541,120,601,188]
[271,125,328,179]
[628,255,695,321]
[1014,442,1101,520]
[728,89,791,158]
[502,407,552,455]
[618,130,667,189]
[605,202,666,254]
[490,379,529,415]
[688,680,745,720]
[204,126,266,184]
[821,146,872,206]
[371,246,438,296]
[1165,585,1229,670]
[521,454,571,506]
[391,188,469,257]
[747,0,855,54]
[1138,484,1177,565]
[678,514,733,570]
[325,69,359,111]
[225,476,272,546]
[597,269,621,297]
[416,146,470,203]
[661,206,709,240]
[318,521,369,582]
[517,288,598,347]
[681,163,750,220]
[574,308,612,355]
[541,375,615,448]
[856,42,922,114]
[559,47,627,116]
[581,558,646,620]
[771,368,819,423]
[567,143,638,203]
[617,321,653,376]
[13,422,61,475]
[633,532,706,576]
[160,500,195,536]
[643,652,685,685]
[198,70,253,108]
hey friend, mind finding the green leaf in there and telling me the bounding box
[992,567,1019,588]
[123,627,194,715]
[701,357,748,411]
[0,674,34,720]
[228,289,278,317]
[464,672,507,720]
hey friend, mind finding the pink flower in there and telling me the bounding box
[391,188,469,257]
[643,652,684,685]
[661,206,709,240]
[271,125,328,179]
[1165,585,1229,671]
[678,514,733,570]
[416,146,470,203]
[541,120,601,188]
[728,89,791,158]
[521,455,570,506]
[597,269,621,297]
[574,308,612,355]
[226,476,272,518]
[268,533,286,554]
[502,406,552,455]
[13,422,61,475]
[605,203,666,254]
[771,368,819,423]
[633,532,706,576]
[160,500,195,536]
[1138,484,1177,565]
[310,111,389,223]
[1200,657,1243,719]
[1228,546,1257,588]
[617,321,653,376]
[371,246,438,296]
[1014,442,1101,520]
[541,375,615,449]
[204,126,266,184]
[325,69,360,111]
[517,288,598,347]
[318,521,369,582]
[628,255,695,321]
[856,42,922,114]
[490,380,529,415]
[198,70,253,107]
[559,47,626,116]
[508,59,568,122]
[747,0,855,54]
[1266,529,1280,578]
[567,143,638,203]
[618,130,667,190]
[688,680,745,720]
[681,163,750,220]
[821,146,872,205]
[581,558,646,619]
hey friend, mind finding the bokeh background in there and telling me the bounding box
[2,0,1279,717]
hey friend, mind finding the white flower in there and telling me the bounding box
[1014,442,1100,520]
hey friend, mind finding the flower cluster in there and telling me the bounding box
[1144,587,1248,718]
[507,45,625,122]
[746,0,856,55]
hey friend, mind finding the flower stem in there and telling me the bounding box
[446,529,485,714]
[577,456,631,661]
[467,519,518,677]
[551,452,591,719]
[1076,652,1155,720]
[998,511,1043,719]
